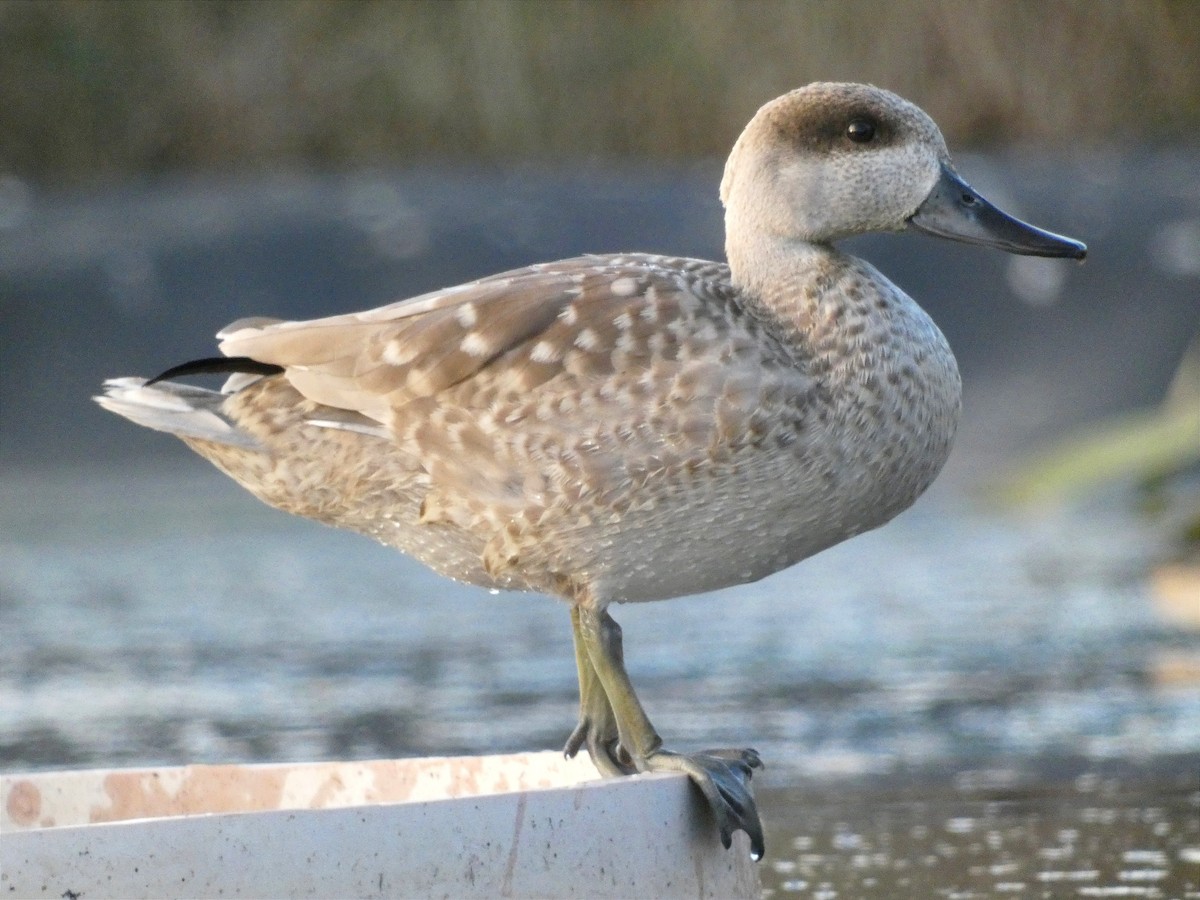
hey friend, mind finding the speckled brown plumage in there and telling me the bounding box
[173,249,958,607]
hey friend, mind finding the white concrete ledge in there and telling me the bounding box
[1,752,759,898]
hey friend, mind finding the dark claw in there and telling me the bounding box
[563,717,636,777]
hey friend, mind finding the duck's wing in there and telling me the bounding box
[219,253,811,516]
[218,255,616,425]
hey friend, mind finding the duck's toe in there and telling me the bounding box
[563,710,636,778]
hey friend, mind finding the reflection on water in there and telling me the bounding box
[3,468,1196,774]
[761,764,1200,897]
[2,466,1198,894]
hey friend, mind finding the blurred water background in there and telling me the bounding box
[2,2,1199,895]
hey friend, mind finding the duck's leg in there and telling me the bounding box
[566,604,766,858]
[563,605,635,777]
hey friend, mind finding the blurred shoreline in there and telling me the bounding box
[3,152,1198,472]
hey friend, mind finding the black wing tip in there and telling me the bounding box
[145,357,284,386]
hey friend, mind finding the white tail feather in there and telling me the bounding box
[95,378,262,448]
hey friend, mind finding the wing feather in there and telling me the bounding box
[215,254,812,524]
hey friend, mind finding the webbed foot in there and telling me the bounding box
[642,747,765,859]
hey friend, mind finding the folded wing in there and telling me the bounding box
[218,254,811,527]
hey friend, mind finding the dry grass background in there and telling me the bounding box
[1,0,1198,185]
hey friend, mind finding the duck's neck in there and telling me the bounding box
[724,215,845,327]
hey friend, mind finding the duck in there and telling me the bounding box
[97,82,1086,859]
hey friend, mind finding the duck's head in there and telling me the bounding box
[720,82,1086,260]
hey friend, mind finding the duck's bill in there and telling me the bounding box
[906,163,1087,259]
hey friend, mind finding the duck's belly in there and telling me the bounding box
[532,415,955,603]
[189,417,938,605]
[540,454,862,603]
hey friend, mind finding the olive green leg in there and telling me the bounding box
[562,605,766,858]
[563,605,635,776]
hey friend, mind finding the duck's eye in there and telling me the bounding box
[846,118,876,143]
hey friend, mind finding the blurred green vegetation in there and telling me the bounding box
[995,335,1200,554]
[1,0,1198,186]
